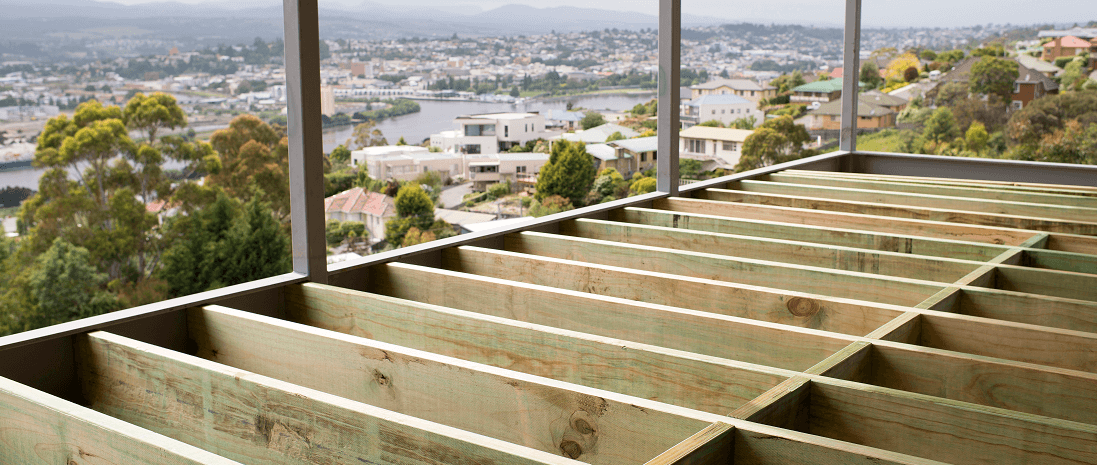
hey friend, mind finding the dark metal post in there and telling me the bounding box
[657,0,681,194]
[284,0,328,283]
[840,0,862,152]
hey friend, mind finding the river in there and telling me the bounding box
[0,92,655,191]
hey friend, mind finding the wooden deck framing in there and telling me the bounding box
[3,167,1097,464]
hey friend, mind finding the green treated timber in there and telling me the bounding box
[76,331,576,465]
[0,375,239,465]
[656,197,1035,247]
[283,283,790,415]
[440,246,1097,378]
[738,179,1097,222]
[561,218,980,283]
[645,422,734,465]
[185,305,715,465]
[612,207,1009,261]
[956,287,1097,334]
[863,342,1097,425]
[505,231,945,307]
[730,428,946,465]
[369,263,854,371]
[699,187,1097,236]
[1023,248,1097,275]
[782,170,1097,197]
[807,380,1097,465]
[436,247,904,336]
[993,265,1097,302]
[767,172,1097,209]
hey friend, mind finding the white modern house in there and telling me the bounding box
[680,94,761,128]
[430,112,561,155]
[555,123,639,144]
[465,152,551,191]
[678,126,754,169]
[351,145,463,182]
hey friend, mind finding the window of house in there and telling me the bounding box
[463,144,481,154]
[722,141,737,151]
[751,91,755,96]
[504,126,509,137]
[721,109,725,114]
[1013,100,1024,110]
[687,139,704,153]
[640,152,647,162]
[1013,83,1020,94]
[712,109,716,114]
[464,124,496,136]
[516,165,526,173]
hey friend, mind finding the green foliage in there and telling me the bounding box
[965,121,989,153]
[26,238,116,329]
[486,181,511,200]
[590,168,627,200]
[528,195,575,217]
[208,114,290,220]
[326,219,346,246]
[329,144,352,165]
[923,107,961,144]
[580,111,606,130]
[698,120,723,128]
[903,66,919,82]
[769,104,807,118]
[1061,59,1089,91]
[159,193,290,297]
[397,136,407,146]
[920,50,937,61]
[969,57,1019,102]
[348,120,388,149]
[629,100,657,117]
[736,116,814,172]
[386,184,435,246]
[680,159,703,179]
[535,140,596,206]
[937,49,966,64]
[605,131,626,142]
[1053,56,1076,69]
[629,177,657,195]
[770,71,806,94]
[860,62,883,89]
[729,116,757,129]
[1006,90,1097,162]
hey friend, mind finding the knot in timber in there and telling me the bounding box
[786,296,821,317]
[560,440,583,459]
[574,418,595,435]
[373,369,390,386]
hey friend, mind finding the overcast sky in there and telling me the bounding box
[102,0,1097,28]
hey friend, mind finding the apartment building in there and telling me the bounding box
[689,78,777,103]
[351,145,463,182]
[680,94,761,128]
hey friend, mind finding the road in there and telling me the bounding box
[440,182,473,209]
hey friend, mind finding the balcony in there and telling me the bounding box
[2,1,1097,464]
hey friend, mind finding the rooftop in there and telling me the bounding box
[685,94,753,107]
[691,78,773,91]
[680,125,754,142]
[324,187,393,217]
[792,78,847,94]
[609,135,658,153]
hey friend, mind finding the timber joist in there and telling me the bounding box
[3,168,1097,464]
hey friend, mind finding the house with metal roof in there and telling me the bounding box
[680,94,761,128]
[790,78,849,104]
[800,97,895,131]
[690,78,777,103]
[608,136,658,173]
[556,123,639,144]
[679,126,754,169]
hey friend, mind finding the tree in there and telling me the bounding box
[510,86,520,97]
[920,50,937,61]
[965,121,989,153]
[349,120,387,149]
[1006,90,1097,157]
[397,136,407,146]
[969,57,1018,103]
[535,140,595,206]
[124,92,186,144]
[736,116,813,171]
[385,184,435,246]
[606,131,626,142]
[25,238,117,329]
[860,62,883,89]
[885,54,921,83]
[903,66,920,82]
[698,120,723,127]
[1061,59,1088,91]
[937,49,966,65]
[729,116,757,129]
[680,159,703,179]
[529,195,575,217]
[629,177,657,195]
[329,144,352,165]
[580,111,606,130]
[159,193,290,296]
[207,115,290,220]
[923,107,961,145]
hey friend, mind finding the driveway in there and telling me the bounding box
[440,182,473,209]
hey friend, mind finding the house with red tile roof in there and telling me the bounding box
[1043,35,1095,62]
[324,187,396,242]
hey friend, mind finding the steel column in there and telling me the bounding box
[284,0,328,283]
[657,0,681,194]
[839,0,862,152]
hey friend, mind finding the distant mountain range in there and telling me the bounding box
[0,0,748,43]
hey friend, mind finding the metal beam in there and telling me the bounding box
[657,0,681,194]
[839,0,862,152]
[284,0,328,283]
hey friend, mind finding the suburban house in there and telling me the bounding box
[679,94,761,128]
[544,110,583,131]
[609,136,658,173]
[556,123,639,144]
[1041,35,1095,62]
[678,125,753,169]
[1015,55,1063,78]
[429,112,561,155]
[586,143,632,175]
[933,56,1059,109]
[861,90,908,113]
[790,78,847,104]
[464,152,551,192]
[800,98,896,131]
[433,208,497,234]
[351,145,463,183]
[689,78,777,103]
[323,187,395,242]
